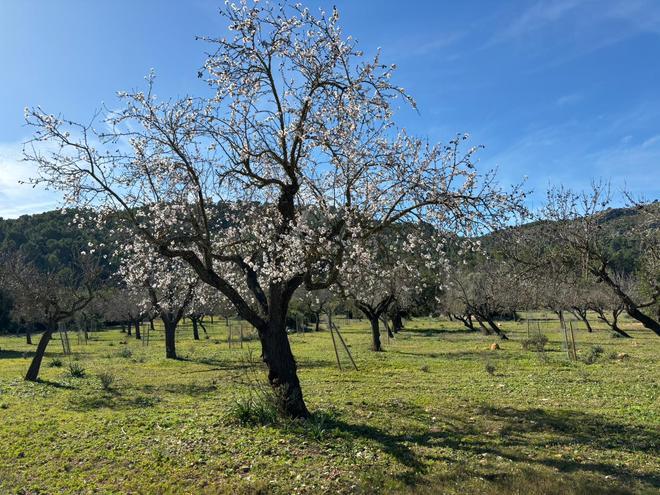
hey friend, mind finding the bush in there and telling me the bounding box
[49,358,63,368]
[610,331,624,339]
[68,362,86,378]
[98,371,115,390]
[117,347,133,359]
[485,362,496,376]
[584,345,604,364]
[521,334,549,352]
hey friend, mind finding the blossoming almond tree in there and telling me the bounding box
[336,226,449,351]
[24,1,523,417]
[117,241,199,359]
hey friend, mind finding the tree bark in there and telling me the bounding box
[25,326,54,381]
[369,316,383,351]
[25,327,32,345]
[163,318,177,359]
[258,312,309,418]
[127,321,132,336]
[593,266,660,336]
[486,318,509,340]
[393,311,404,333]
[191,317,200,340]
[134,320,141,340]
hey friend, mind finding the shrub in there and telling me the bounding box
[610,331,624,339]
[68,362,86,378]
[485,362,496,376]
[117,347,133,359]
[98,371,115,391]
[584,345,604,364]
[521,334,549,352]
[420,365,430,373]
[49,358,63,368]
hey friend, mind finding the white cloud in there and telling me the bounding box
[0,140,60,218]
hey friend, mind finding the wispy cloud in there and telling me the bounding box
[0,140,60,218]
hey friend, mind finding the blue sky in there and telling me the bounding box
[1,0,659,218]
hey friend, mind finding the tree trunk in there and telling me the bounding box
[199,318,208,338]
[258,314,309,418]
[594,267,660,336]
[369,316,383,351]
[121,324,126,333]
[134,320,141,340]
[26,327,32,345]
[25,326,54,381]
[393,311,404,333]
[314,312,320,332]
[596,310,632,338]
[192,317,200,340]
[474,315,492,336]
[486,318,509,340]
[127,321,132,336]
[626,306,660,336]
[163,318,177,359]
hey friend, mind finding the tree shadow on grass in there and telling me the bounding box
[0,349,35,359]
[402,327,478,336]
[67,391,160,411]
[36,379,76,389]
[319,404,660,489]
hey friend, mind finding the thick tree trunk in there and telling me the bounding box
[369,316,383,351]
[163,318,177,359]
[486,318,509,340]
[474,316,492,336]
[191,317,200,340]
[134,320,141,340]
[393,311,404,333]
[595,267,660,336]
[127,321,132,336]
[25,326,54,381]
[626,307,660,336]
[314,312,320,332]
[258,314,309,418]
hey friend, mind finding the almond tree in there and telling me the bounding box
[117,242,198,359]
[337,227,448,351]
[541,184,659,336]
[24,1,523,417]
[0,252,97,381]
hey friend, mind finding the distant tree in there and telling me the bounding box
[541,184,659,335]
[118,242,198,360]
[337,227,447,350]
[0,252,97,381]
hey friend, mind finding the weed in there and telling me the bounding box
[584,345,604,364]
[521,334,548,352]
[68,362,86,378]
[98,371,115,391]
[485,362,496,376]
[117,347,133,359]
[48,358,63,368]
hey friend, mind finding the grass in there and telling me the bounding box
[0,315,658,494]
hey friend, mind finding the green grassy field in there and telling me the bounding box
[0,316,658,494]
